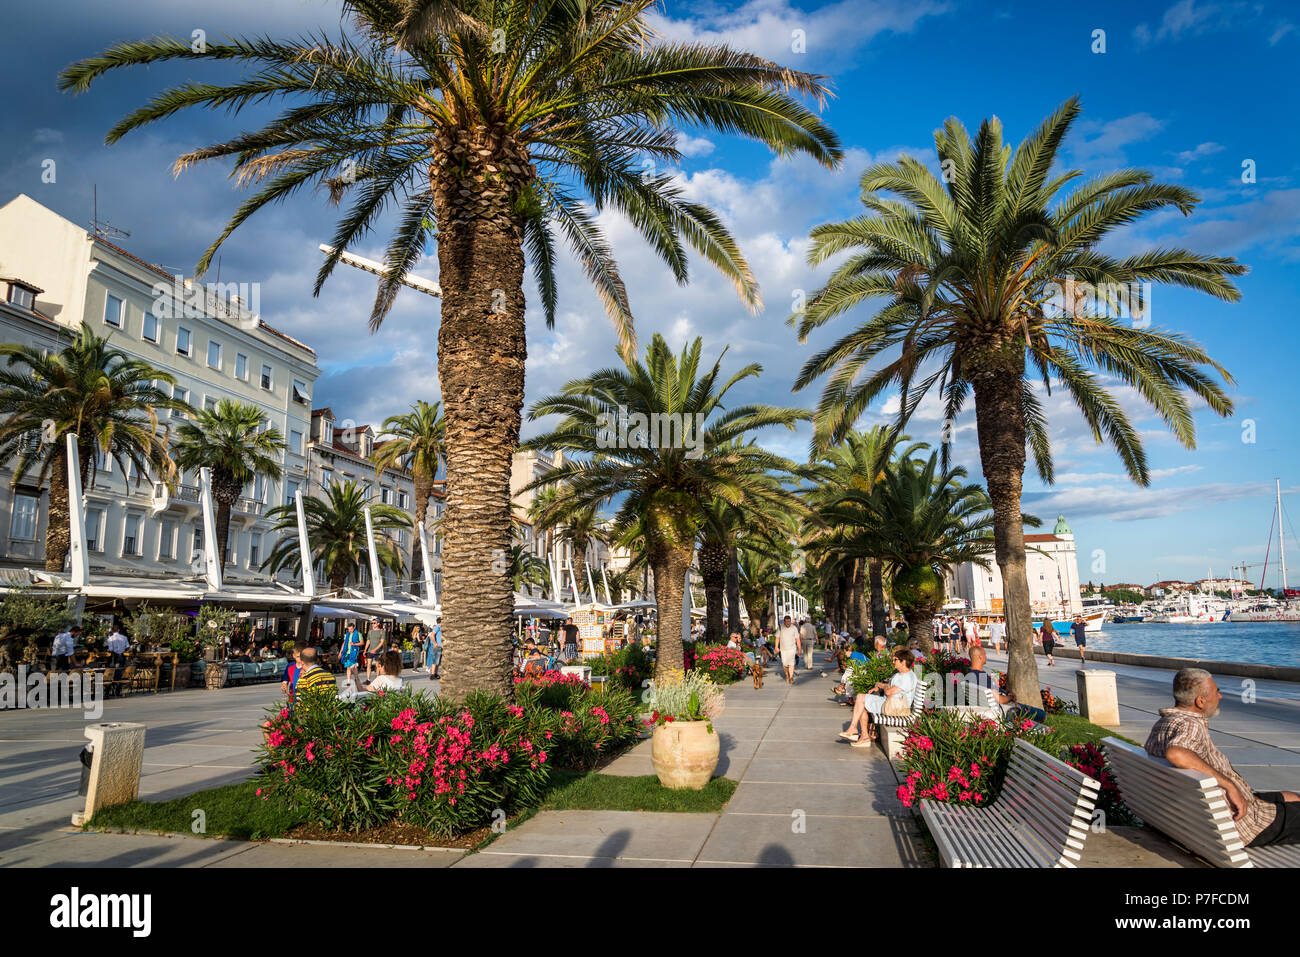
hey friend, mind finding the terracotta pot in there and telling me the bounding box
[205,662,228,690]
[651,720,720,790]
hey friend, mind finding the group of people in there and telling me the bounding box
[332,618,443,688]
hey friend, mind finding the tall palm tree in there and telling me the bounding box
[505,542,550,593]
[372,399,444,579]
[792,98,1243,703]
[737,547,785,633]
[0,323,184,571]
[820,453,1024,649]
[521,334,804,677]
[61,0,842,700]
[261,479,411,590]
[174,400,284,573]
[552,500,608,601]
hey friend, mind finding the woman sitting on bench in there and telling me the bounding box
[838,648,917,747]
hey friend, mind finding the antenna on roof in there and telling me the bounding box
[90,185,130,240]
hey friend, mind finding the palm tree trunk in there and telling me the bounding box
[825,575,840,633]
[850,559,867,634]
[699,538,728,643]
[726,546,742,636]
[411,478,433,584]
[869,557,888,637]
[212,471,242,574]
[650,542,693,678]
[972,366,1042,709]
[835,568,849,631]
[903,601,937,655]
[572,542,587,602]
[431,124,528,701]
[44,446,70,572]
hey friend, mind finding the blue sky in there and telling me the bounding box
[1,0,1297,588]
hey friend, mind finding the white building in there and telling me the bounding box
[0,194,318,583]
[307,407,432,593]
[949,515,1083,617]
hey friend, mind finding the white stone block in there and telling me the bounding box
[1076,669,1121,726]
[71,722,146,826]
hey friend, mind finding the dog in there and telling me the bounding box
[752,658,764,689]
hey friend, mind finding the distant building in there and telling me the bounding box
[1195,577,1249,595]
[0,194,317,583]
[948,515,1083,616]
[1145,580,1196,597]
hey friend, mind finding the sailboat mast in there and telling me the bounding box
[1279,478,1288,594]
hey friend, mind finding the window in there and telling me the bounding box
[10,493,39,541]
[142,311,159,343]
[320,468,333,490]
[398,491,409,510]
[192,525,204,560]
[260,364,273,390]
[253,475,266,503]
[285,480,300,507]
[96,448,112,474]
[321,421,333,445]
[7,284,34,309]
[85,507,104,552]
[235,353,248,380]
[159,520,176,559]
[289,430,303,455]
[204,396,218,413]
[172,387,189,418]
[292,379,309,405]
[207,340,222,371]
[249,531,262,567]
[104,294,123,328]
[123,514,141,556]
[380,486,393,505]
[176,326,192,357]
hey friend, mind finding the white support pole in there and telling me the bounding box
[363,506,384,601]
[294,489,315,599]
[585,560,597,606]
[65,435,89,588]
[600,563,613,605]
[197,467,222,592]
[567,559,581,606]
[548,543,561,603]
[417,521,437,605]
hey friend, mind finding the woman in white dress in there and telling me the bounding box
[839,648,918,747]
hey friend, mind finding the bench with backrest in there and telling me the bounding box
[921,737,1101,867]
[1103,737,1300,868]
[873,672,932,759]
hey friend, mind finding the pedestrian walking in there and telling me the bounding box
[340,621,363,688]
[364,619,386,682]
[800,618,818,671]
[1039,618,1056,666]
[1072,615,1088,668]
[428,617,443,679]
[776,615,801,684]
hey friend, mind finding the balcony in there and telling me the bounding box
[235,497,264,517]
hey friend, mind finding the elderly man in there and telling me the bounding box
[962,646,1046,722]
[1146,668,1300,848]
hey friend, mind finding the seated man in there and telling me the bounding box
[962,646,1047,722]
[1146,668,1300,848]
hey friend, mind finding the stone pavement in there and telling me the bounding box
[3,651,1295,867]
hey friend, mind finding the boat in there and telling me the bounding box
[1110,614,1145,623]
[1146,594,1228,623]
[1223,479,1300,622]
[1032,610,1105,634]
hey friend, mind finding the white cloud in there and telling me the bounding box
[1023,480,1270,522]
[1174,141,1224,163]
[677,135,715,158]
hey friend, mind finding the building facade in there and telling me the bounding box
[948,515,1084,617]
[0,193,318,584]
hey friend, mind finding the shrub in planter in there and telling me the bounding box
[256,688,549,836]
[918,648,970,677]
[693,645,749,684]
[517,683,642,771]
[846,654,899,695]
[895,709,1063,809]
[995,672,1078,715]
[512,670,590,710]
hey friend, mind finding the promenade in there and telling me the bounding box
[2,649,1296,868]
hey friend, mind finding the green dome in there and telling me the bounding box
[1053,514,1073,535]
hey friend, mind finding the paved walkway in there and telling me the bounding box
[3,650,1296,867]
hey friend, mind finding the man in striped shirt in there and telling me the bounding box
[1145,668,1300,848]
[293,648,337,709]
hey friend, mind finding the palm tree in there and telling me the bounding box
[0,323,184,571]
[792,98,1243,704]
[505,542,550,594]
[737,547,785,633]
[372,399,444,578]
[61,0,842,700]
[174,400,284,573]
[521,334,804,677]
[552,500,608,602]
[820,453,1023,649]
[261,479,411,590]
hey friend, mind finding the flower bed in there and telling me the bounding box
[257,679,642,836]
[585,643,653,692]
[692,645,750,684]
[996,672,1078,714]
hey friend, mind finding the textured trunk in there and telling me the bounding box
[835,568,849,631]
[650,541,693,677]
[411,477,434,583]
[904,601,938,655]
[212,469,242,574]
[850,559,867,634]
[869,557,888,637]
[572,541,587,602]
[432,122,528,701]
[972,359,1042,709]
[43,441,92,572]
[726,546,742,636]
[699,538,728,643]
[825,575,840,633]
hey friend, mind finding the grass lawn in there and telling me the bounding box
[87,769,735,844]
[1044,712,1138,748]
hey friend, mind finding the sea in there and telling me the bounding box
[1081,621,1300,669]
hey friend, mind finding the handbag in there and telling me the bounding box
[882,688,911,716]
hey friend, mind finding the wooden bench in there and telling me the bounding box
[873,673,932,759]
[1103,737,1300,868]
[921,738,1101,867]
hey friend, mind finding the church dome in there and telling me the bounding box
[1053,514,1073,536]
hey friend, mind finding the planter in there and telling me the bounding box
[650,720,720,790]
[560,665,592,683]
[173,662,191,690]
[204,662,228,690]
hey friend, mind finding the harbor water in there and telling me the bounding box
[1069,620,1300,669]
